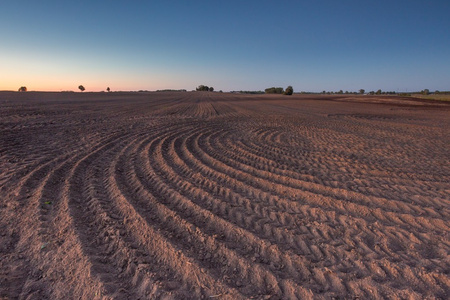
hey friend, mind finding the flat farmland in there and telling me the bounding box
[1,92,449,299]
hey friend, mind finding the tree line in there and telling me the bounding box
[15,85,440,96]
[196,85,214,92]
[265,86,293,95]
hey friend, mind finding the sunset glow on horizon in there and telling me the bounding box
[1,0,449,92]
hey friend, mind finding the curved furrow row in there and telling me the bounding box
[126,128,318,298]
[34,155,114,299]
[188,126,429,240]
[159,129,333,285]
[173,128,397,258]
[109,126,246,299]
[58,132,147,299]
[215,128,450,219]
[119,131,278,297]
[176,126,449,294]
[242,124,449,186]
[118,151,249,297]
[198,129,442,241]
[235,128,449,191]
[250,124,450,205]
[9,132,118,220]
[60,122,232,299]
[69,137,161,299]
[162,128,393,296]
[5,156,78,299]
[247,124,448,185]
[84,132,217,299]
[154,124,444,297]
[236,135,449,218]
[195,126,449,234]
[13,130,160,299]
[4,134,124,298]
[170,130,319,243]
[183,126,449,293]
[169,127,366,259]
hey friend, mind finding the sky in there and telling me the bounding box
[1,0,449,92]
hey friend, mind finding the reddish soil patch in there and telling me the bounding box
[1,92,449,299]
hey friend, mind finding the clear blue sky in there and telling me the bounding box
[1,0,449,92]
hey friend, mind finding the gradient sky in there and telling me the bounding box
[1,0,449,92]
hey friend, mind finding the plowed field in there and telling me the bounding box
[1,92,449,299]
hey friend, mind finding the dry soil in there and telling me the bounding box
[0,92,449,299]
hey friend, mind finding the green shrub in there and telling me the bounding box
[284,86,293,95]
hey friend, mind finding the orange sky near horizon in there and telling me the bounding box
[0,47,202,92]
[0,62,197,92]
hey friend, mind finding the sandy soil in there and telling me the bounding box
[0,91,449,299]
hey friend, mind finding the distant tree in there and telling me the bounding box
[265,87,284,94]
[337,90,343,94]
[196,85,211,91]
[209,86,214,92]
[322,90,326,94]
[422,89,430,95]
[359,89,365,94]
[435,90,440,94]
[369,91,375,95]
[375,89,382,95]
[284,86,294,95]
[107,87,110,92]
[78,85,85,92]
[18,86,27,92]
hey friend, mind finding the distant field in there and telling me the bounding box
[1,92,449,299]
[410,93,450,101]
